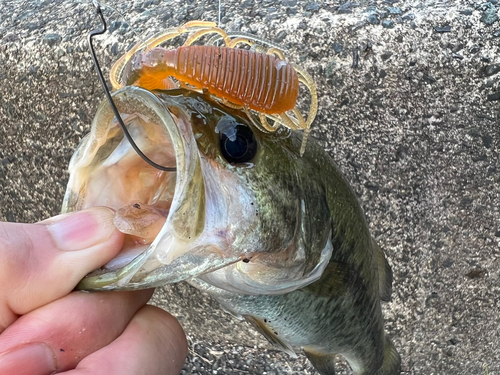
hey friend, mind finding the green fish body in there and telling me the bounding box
[188,112,401,375]
[64,87,400,375]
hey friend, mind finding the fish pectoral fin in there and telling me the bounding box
[375,337,401,375]
[375,243,393,302]
[243,315,297,358]
[303,347,336,375]
[300,261,352,298]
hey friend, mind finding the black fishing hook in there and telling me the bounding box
[88,1,176,172]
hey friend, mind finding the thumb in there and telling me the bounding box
[0,207,124,319]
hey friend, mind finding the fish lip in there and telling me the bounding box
[63,86,199,290]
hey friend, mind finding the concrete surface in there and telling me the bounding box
[1,0,499,374]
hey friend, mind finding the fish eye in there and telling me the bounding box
[220,125,257,164]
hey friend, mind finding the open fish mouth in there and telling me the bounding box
[63,87,333,295]
[63,87,241,290]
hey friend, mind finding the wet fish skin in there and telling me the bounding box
[161,92,401,374]
[69,88,400,374]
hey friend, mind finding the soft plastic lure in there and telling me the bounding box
[111,21,318,155]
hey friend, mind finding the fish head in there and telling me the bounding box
[65,87,333,294]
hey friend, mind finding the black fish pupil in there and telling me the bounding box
[220,125,257,163]
[225,134,249,159]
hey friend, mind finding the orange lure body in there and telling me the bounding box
[125,45,300,114]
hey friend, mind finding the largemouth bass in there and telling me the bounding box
[62,86,401,375]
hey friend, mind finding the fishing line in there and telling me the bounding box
[218,0,221,26]
[88,1,176,172]
[96,0,141,39]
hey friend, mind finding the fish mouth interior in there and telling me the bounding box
[88,113,176,271]
[62,87,184,273]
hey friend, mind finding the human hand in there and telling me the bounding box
[0,207,187,375]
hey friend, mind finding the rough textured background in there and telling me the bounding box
[1,0,499,374]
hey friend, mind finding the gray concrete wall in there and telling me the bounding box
[1,0,499,374]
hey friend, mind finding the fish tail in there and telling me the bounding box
[303,348,336,375]
[374,337,401,375]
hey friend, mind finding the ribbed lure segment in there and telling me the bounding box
[170,45,299,114]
